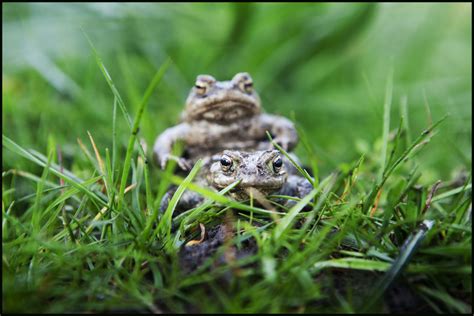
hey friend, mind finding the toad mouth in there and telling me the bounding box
[243,187,275,210]
[227,185,281,196]
[192,99,259,115]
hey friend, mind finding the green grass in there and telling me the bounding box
[2,2,472,313]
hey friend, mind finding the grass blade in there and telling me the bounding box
[266,131,314,186]
[273,187,318,241]
[117,58,171,211]
[362,219,435,312]
[155,159,203,246]
[378,67,393,182]
[3,135,107,207]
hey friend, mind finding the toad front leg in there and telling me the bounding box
[153,123,193,170]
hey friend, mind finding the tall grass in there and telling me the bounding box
[2,2,471,313]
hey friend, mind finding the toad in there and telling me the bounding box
[153,73,298,170]
[160,150,312,214]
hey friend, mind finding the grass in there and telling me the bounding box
[2,2,472,314]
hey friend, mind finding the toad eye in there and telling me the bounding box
[220,155,233,172]
[243,82,253,93]
[233,73,254,94]
[272,156,283,173]
[194,80,211,96]
[239,79,253,94]
[194,83,207,95]
[194,75,215,96]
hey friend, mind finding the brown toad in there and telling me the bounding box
[160,150,312,214]
[153,73,298,170]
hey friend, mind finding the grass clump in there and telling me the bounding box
[3,53,471,313]
[2,3,471,313]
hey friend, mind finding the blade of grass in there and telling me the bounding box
[171,180,242,246]
[84,30,164,178]
[3,135,107,207]
[378,67,393,182]
[432,183,472,203]
[117,58,171,211]
[36,176,104,238]
[363,115,448,213]
[155,159,203,247]
[273,187,319,242]
[266,131,314,186]
[29,148,84,183]
[104,148,115,204]
[417,285,471,313]
[140,150,154,218]
[82,30,132,129]
[312,257,391,272]
[399,94,412,145]
[311,256,471,275]
[383,116,404,177]
[112,96,118,184]
[300,172,338,236]
[362,219,435,312]
[2,201,15,239]
[173,180,241,226]
[164,173,287,217]
[77,137,99,170]
[295,122,320,186]
[32,147,54,234]
[87,130,105,176]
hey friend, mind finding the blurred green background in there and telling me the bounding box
[2,3,472,182]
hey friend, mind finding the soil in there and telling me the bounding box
[176,223,437,313]
[179,223,258,273]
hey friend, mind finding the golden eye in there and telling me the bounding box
[233,73,254,94]
[194,75,215,96]
[238,78,253,93]
[243,81,253,93]
[220,155,233,172]
[194,83,207,95]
